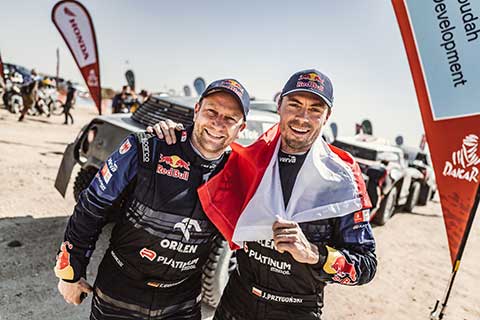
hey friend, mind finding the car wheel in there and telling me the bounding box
[405,181,421,212]
[373,187,398,226]
[202,237,236,308]
[73,167,98,201]
[417,184,432,206]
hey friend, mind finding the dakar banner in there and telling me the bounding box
[52,0,102,114]
[392,0,480,265]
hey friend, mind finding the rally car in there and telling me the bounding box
[332,134,424,225]
[402,146,437,205]
[54,94,279,307]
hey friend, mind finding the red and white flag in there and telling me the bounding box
[198,124,371,249]
[52,0,102,114]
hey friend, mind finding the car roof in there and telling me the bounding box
[335,135,404,153]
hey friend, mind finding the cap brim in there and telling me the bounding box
[281,89,332,108]
[201,88,247,119]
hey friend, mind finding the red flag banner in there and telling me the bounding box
[0,51,5,82]
[52,0,102,114]
[392,0,480,265]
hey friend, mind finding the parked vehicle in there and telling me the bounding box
[3,80,23,113]
[54,94,279,307]
[332,134,424,225]
[402,146,437,206]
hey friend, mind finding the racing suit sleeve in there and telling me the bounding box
[54,135,138,282]
[310,209,377,286]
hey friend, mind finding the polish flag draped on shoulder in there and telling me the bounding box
[198,123,371,250]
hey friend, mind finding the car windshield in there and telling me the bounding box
[250,101,277,113]
[236,120,276,146]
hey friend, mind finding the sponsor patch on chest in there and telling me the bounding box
[157,154,190,181]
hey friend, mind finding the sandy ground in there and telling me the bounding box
[0,103,479,320]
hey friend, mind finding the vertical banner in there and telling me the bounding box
[125,69,135,90]
[183,85,191,96]
[392,0,480,265]
[193,77,206,95]
[0,51,5,83]
[52,0,102,114]
[56,48,60,89]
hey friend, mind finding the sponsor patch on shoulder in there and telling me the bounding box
[354,209,370,224]
[119,139,132,154]
[101,163,112,184]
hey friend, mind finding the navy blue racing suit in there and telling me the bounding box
[55,129,227,320]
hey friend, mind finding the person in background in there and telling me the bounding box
[63,81,76,125]
[18,69,39,122]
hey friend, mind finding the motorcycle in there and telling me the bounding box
[3,80,24,114]
[116,95,140,113]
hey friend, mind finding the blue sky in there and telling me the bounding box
[0,0,424,146]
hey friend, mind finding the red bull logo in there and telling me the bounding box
[330,255,357,284]
[221,79,244,96]
[158,154,190,170]
[157,154,190,181]
[298,72,325,84]
[323,246,357,284]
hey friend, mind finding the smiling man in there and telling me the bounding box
[210,69,377,320]
[53,79,249,320]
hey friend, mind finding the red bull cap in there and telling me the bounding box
[200,78,250,119]
[281,69,334,108]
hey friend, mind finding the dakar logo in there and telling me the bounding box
[139,248,157,261]
[443,134,480,183]
[173,218,202,241]
[87,69,99,87]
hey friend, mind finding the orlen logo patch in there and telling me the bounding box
[139,248,157,261]
[173,218,202,241]
[443,134,480,183]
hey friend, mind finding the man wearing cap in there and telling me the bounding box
[214,69,376,319]
[53,78,250,320]
[154,69,377,319]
